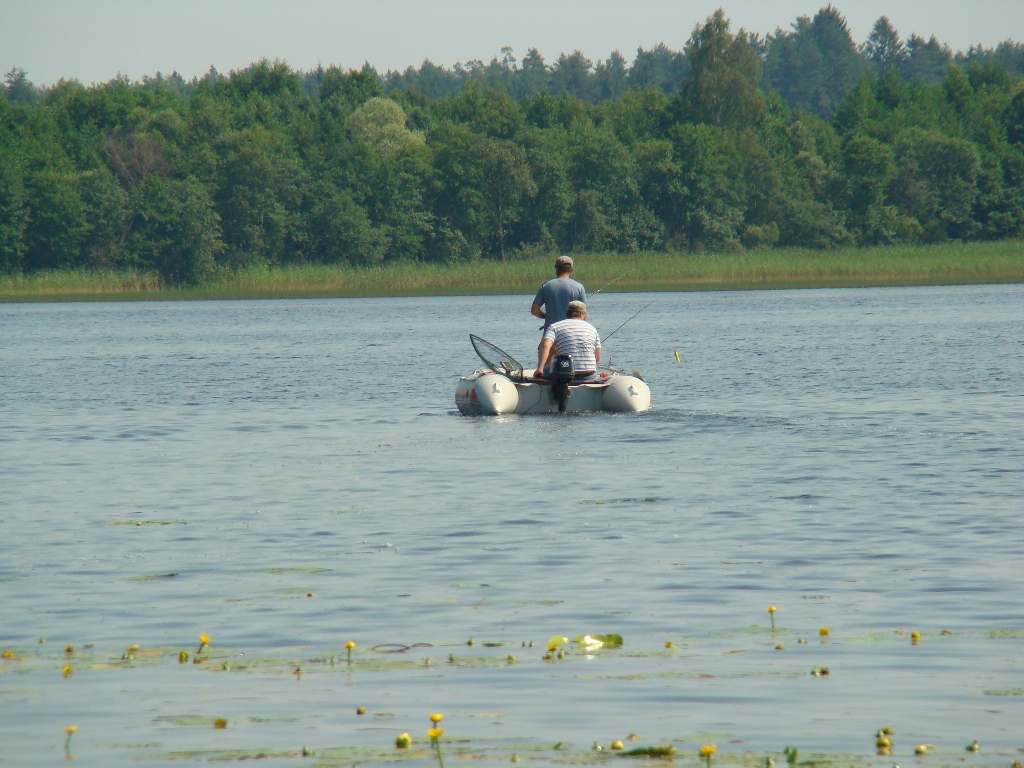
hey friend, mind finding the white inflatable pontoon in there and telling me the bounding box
[455,335,651,416]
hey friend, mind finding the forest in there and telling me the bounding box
[2,7,1024,284]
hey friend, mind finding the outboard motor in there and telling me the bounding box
[550,354,574,413]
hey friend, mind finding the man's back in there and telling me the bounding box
[545,318,601,372]
[535,277,586,330]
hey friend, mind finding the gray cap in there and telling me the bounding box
[555,255,574,268]
[567,300,586,314]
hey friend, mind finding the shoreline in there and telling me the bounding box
[2,240,1022,303]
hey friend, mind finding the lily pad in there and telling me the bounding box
[618,745,677,757]
[125,573,178,581]
[572,633,624,649]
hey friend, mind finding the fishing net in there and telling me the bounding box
[470,334,526,381]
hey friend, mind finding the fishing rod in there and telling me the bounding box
[589,268,636,299]
[602,301,654,342]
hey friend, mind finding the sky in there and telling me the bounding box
[3,0,1022,87]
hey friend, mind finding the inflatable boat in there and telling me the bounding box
[455,335,652,416]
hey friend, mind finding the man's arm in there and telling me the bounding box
[535,338,554,376]
[595,346,602,363]
[531,303,545,319]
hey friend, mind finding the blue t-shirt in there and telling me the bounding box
[534,277,586,331]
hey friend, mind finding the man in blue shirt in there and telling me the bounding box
[531,255,586,334]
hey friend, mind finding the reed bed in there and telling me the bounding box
[2,240,1021,302]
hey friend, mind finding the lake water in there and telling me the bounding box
[1,285,1022,767]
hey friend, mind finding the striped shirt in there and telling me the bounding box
[544,319,601,372]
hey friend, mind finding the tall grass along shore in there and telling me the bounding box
[2,240,1022,303]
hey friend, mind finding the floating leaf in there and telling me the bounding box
[126,573,178,581]
[572,634,623,649]
[619,745,677,757]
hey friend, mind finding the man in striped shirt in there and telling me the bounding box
[535,300,602,380]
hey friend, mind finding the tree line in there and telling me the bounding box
[2,7,1023,283]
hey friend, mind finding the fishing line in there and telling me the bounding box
[602,301,654,342]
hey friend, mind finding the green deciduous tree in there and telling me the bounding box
[892,129,980,241]
[678,9,765,129]
[126,176,222,283]
[0,150,28,272]
[481,139,536,260]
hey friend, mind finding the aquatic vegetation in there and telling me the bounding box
[701,744,718,765]
[428,723,446,768]
[61,664,72,678]
[6,241,1023,302]
[196,634,210,655]
[346,641,356,664]
[619,744,677,758]
[64,725,77,759]
[574,633,624,649]
[396,733,412,748]
[5,625,1021,766]
[126,573,179,581]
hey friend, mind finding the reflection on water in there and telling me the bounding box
[1,285,1022,766]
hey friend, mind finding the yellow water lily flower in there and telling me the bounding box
[818,627,829,636]
[429,713,444,723]
[65,725,78,734]
[700,744,717,758]
[395,733,412,748]
[428,727,445,741]
[62,664,73,678]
